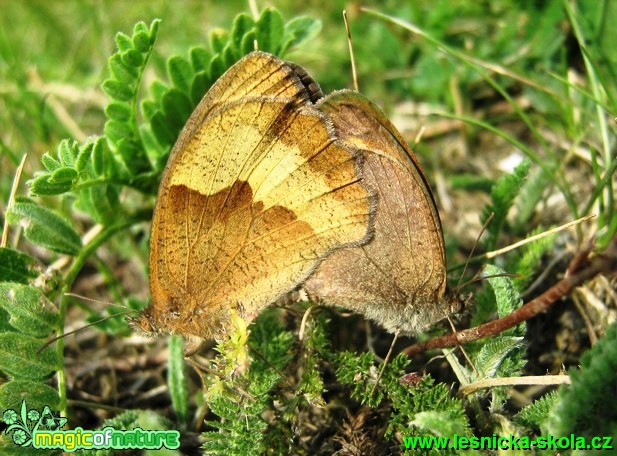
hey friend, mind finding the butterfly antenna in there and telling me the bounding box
[456,212,494,290]
[37,310,134,354]
[2,153,27,248]
[63,292,135,310]
[343,10,359,92]
[370,330,399,398]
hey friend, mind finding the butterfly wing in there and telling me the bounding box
[143,54,375,339]
[304,90,450,334]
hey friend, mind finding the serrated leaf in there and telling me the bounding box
[0,248,38,284]
[474,336,524,380]
[483,264,524,320]
[483,159,531,250]
[41,153,61,172]
[162,89,193,131]
[105,101,131,122]
[167,56,194,94]
[256,8,285,54]
[132,31,151,53]
[231,13,255,59]
[28,175,72,196]
[75,141,94,173]
[0,283,58,337]
[190,46,212,72]
[281,16,322,54]
[109,54,137,83]
[121,48,144,68]
[0,333,59,379]
[6,199,82,256]
[0,380,61,411]
[115,31,133,52]
[102,79,132,102]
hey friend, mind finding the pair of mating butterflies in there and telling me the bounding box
[138,51,462,340]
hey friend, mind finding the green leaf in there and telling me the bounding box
[209,54,226,82]
[141,99,158,121]
[281,16,321,54]
[148,19,160,43]
[483,159,531,250]
[209,29,228,54]
[133,21,149,35]
[0,380,61,412]
[76,184,120,225]
[75,141,94,173]
[91,138,110,176]
[121,48,144,68]
[221,44,236,70]
[6,199,82,256]
[190,46,212,72]
[410,410,471,437]
[102,79,132,102]
[474,336,524,380]
[40,153,61,172]
[516,390,558,429]
[109,53,137,83]
[483,264,524,321]
[167,56,194,94]
[105,101,131,122]
[149,80,169,105]
[162,89,193,131]
[132,31,151,53]
[0,333,59,379]
[240,30,258,56]
[0,248,38,284]
[139,125,166,164]
[546,323,617,440]
[150,111,177,148]
[191,71,211,106]
[28,175,72,196]
[168,335,189,426]
[230,13,255,58]
[115,31,133,52]
[57,139,77,167]
[0,283,58,338]
[49,167,77,185]
[256,8,285,54]
[105,119,134,143]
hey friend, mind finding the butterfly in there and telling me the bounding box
[138,51,375,340]
[304,90,463,334]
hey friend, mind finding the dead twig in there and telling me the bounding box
[403,238,617,357]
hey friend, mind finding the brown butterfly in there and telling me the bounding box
[304,90,463,334]
[138,52,376,340]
